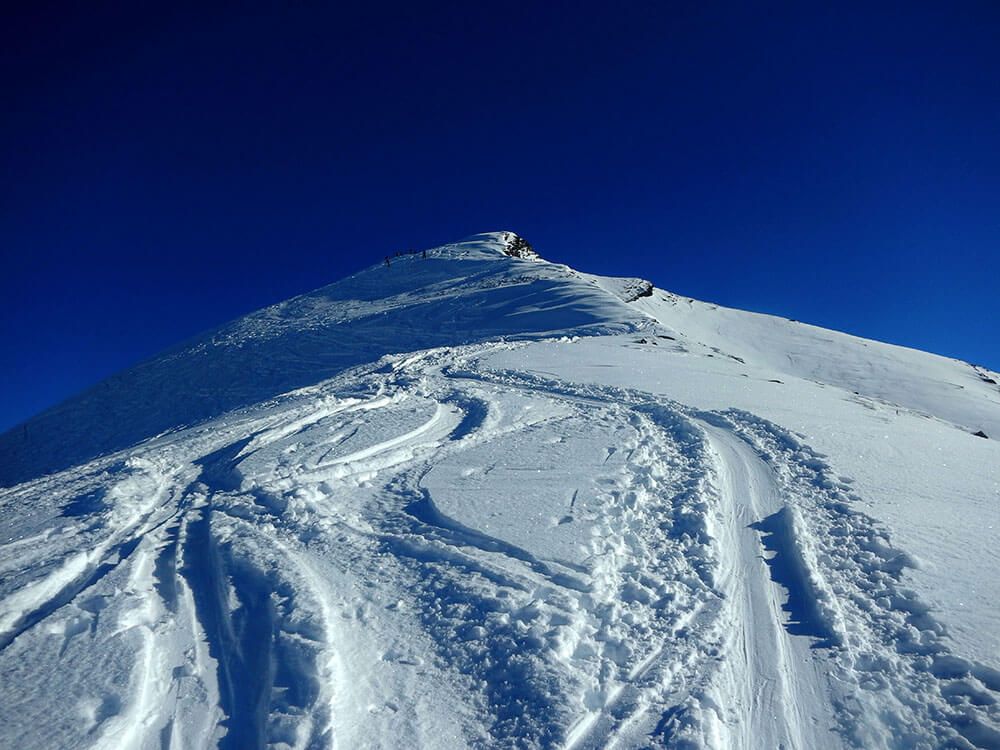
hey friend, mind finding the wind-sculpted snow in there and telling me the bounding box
[0,234,647,486]
[1,233,998,748]
[632,292,1000,439]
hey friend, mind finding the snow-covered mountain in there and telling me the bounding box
[1,231,998,749]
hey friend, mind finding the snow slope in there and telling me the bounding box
[0,231,997,749]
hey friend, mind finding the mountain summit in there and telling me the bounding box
[1,233,998,748]
[0,231,643,485]
[495,230,541,260]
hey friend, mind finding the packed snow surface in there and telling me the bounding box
[1,231,998,749]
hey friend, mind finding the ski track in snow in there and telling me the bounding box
[1,336,997,750]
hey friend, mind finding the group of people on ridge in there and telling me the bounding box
[384,248,427,267]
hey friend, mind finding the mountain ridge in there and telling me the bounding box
[0,232,642,485]
[3,231,997,485]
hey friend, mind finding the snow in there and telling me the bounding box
[0,230,998,748]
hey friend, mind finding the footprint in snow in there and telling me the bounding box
[381,648,423,666]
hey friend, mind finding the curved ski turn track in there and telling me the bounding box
[1,339,998,749]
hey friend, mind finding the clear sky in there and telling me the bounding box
[2,2,999,432]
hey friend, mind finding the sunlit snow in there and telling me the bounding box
[1,232,997,748]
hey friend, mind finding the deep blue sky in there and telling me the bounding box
[2,2,999,431]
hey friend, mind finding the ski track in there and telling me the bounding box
[698,422,838,750]
[0,340,997,749]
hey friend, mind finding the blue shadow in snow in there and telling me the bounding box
[749,507,838,649]
[60,488,108,517]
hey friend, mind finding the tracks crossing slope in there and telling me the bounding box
[1,339,998,748]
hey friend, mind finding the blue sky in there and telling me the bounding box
[2,2,999,432]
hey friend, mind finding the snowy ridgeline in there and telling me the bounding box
[0,231,998,749]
